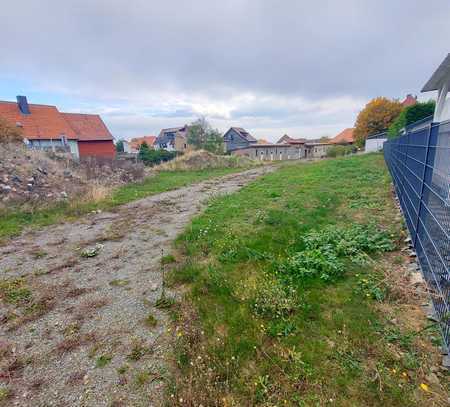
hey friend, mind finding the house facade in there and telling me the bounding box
[0,96,115,159]
[223,127,257,152]
[154,126,191,152]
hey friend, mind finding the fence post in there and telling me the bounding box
[413,123,433,247]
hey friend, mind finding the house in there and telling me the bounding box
[154,126,190,152]
[277,134,307,145]
[421,53,450,122]
[232,143,306,160]
[128,135,156,153]
[0,96,115,159]
[61,113,115,158]
[401,94,417,107]
[223,127,257,152]
[330,128,355,145]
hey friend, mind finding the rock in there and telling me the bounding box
[63,170,72,177]
[150,283,158,291]
[27,177,35,184]
[27,183,33,190]
[404,237,411,243]
[37,167,47,175]
[0,184,11,193]
[60,191,68,198]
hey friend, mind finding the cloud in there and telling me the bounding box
[1,0,448,140]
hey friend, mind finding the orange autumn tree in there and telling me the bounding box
[354,97,403,147]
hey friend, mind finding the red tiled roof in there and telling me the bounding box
[129,135,156,150]
[0,101,78,140]
[277,135,306,144]
[331,128,355,144]
[401,94,417,107]
[62,113,113,141]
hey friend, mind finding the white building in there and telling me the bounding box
[421,53,450,122]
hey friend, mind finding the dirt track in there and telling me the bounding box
[0,166,273,407]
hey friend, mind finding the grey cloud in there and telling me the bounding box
[1,1,448,140]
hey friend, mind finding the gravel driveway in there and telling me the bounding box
[0,166,273,407]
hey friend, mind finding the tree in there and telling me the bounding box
[387,100,435,139]
[0,118,23,143]
[115,139,125,152]
[187,117,224,154]
[353,97,403,147]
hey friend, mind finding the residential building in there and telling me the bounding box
[128,135,156,153]
[277,134,307,145]
[154,126,190,152]
[0,96,115,159]
[61,113,115,158]
[421,53,450,122]
[401,94,417,107]
[223,127,257,152]
[330,128,355,145]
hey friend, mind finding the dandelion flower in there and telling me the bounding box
[420,383,430,392]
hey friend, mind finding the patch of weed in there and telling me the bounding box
[95,355,112,368]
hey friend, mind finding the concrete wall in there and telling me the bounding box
[306,144,332,158]
[232,145,305,160]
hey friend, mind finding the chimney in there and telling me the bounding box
[16,95,30,114]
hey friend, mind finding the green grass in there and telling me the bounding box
[168,154,447,406]
[0,167,246,240]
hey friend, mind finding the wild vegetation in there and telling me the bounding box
[0,118,23,143]
[186,117,224,154]
[326,144,357,158]
[0,166,252,241]
[166,154,449,406]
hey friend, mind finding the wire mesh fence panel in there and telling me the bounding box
[384,121,450,350]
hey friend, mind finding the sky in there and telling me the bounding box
[1,1,449,142]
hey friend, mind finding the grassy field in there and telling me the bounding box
[167,154,449,406]
[0,167,247,241]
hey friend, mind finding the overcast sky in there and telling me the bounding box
[1,1,449,141]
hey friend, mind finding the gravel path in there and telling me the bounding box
[0,166,273,407]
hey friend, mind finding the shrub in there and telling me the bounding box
[387,100,435,139]
[0,118,23,143]
[327,145,357,158]
[138,142,177,166]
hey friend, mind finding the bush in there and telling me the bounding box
[327,145,357,158]
[387,101,435,139]
[0,118,23,143]
[138,142,177,166]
